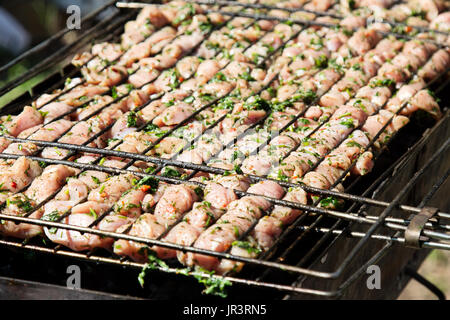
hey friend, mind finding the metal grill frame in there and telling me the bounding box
[0,0,448,299]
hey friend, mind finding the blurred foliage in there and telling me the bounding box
[0,0,68,108]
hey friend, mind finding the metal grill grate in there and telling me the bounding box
[0,0,449,298]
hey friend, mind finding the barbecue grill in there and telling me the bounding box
[0,0,449,300]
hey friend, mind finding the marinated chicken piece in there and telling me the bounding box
[129,64,161,88]
[16,125,42,138]
[3,142,39,156]
[362,110,410,148]
[52,173,137,251]
[247,180,285,200]
[0,157,42,193]
[356,85,392,107]
[122,21,152,49]
[196,59,222,85]
[176,56,201,79]
[302,171,331,190]
[75,95,114,121]
[137,99,164,122]
[59,85,109,107]
[113,214,165,262]
[430,12,450,31]
[2,106,43,137]
[418,49,450,83]
[83,65,128,87]
[214,175,251,192]
[352,151,374,176]
[241,155,273,176]
[109,112,141,140]
[187,196,270,271]
[39,102,75,124]
[92,42,123,63]
[116,131,156,155]
[43,170,110,243]
[203,182,237,210]
[0,165,75,238]
[78,171,110,190]
[153,184,198,226]
[184,201,225,230]
[406,89,442,120]
[63,201,113,251]
[146,26,178,54]
[136,4,169,28]
[385,78,426,113]
[28,119,73,141]
[89,188,147,250]
[119,41,153,67]
[153,103,195,127]
[0,137,11,152]
[151,136,186,157]
[320,90,347,108]
[346,29,381,56]
[88,173,137,206]
[154,221,201,259]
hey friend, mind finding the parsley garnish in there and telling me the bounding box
[111,86,118,99]
[370,79,395,88]
[127,111,138,127]
[232,240,262,254]
[314,55,328,69]
[161,167,181,178]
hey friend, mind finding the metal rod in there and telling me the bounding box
[0,238,340,297]
[1,135,444,218]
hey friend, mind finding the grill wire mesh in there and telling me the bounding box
[0,0,449,298]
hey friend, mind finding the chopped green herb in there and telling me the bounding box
[91,176,101,185]
[340,118,355,128]
[192,267,232,298]
[88,208,98,219]
[199,21,213,34]
[243,95,270,111]
[346,141,362,148]
[183,96,195,104]
[173,3,196,25]
[135,176,159,191]
[239,71,255,82]
[370,79,395,88]
[314,55,328,69]
[38,111,49,118]
[232,240,262,255]
[10,197,33,213]
[127,111,138,127]
[233,226,240,237]
[320,196,342,209]
[111,86,118,99]
[161,167,181,178]
[194,187,204,198]
[138,249,170,287]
